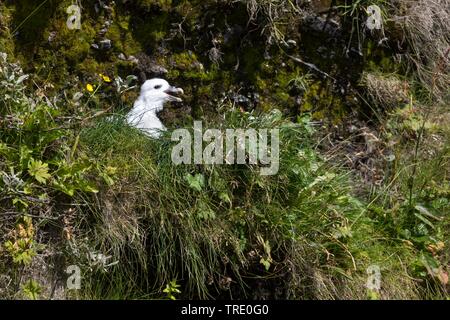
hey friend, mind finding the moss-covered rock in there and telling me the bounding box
[0,0,374,123]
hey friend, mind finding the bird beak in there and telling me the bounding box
[164,86,184,102]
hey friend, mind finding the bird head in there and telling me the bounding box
[140,78,184,105]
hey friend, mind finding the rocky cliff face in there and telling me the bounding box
[0,0,389,125]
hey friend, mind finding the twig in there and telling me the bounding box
[287,55,336,81]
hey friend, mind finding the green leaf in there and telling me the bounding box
[260,258,271,271]
[219,192,231,204]
[22,279,41,300]
[28,159,51,184]
[185,173,205,192]
[20,146,33,170]
[198,207,216,220]
[0,143,9,155]
[13,197,29,208]
[163,280,181,300]
[53,181,75,196]
[81,183,99,193]
[414,212,435,229]
[415,205,441,221]
[367,290,380,300]
[100,172,115,186]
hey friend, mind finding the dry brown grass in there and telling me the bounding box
[393,0,450,98]
[244,0,303,44]
[362,72,410,108]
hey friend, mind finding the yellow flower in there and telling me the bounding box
[86,83,94,92]
[99,73,112,83]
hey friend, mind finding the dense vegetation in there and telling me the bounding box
[0,0,448,299]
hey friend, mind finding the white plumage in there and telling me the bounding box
[127,78,183,138]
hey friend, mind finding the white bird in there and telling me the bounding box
[127,78,184,138]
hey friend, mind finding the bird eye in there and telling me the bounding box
[154,85,162,90]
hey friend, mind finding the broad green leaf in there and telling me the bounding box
[415,205,441,221]
[28,159,51,184]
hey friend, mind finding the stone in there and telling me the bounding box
[99,39,112,50]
